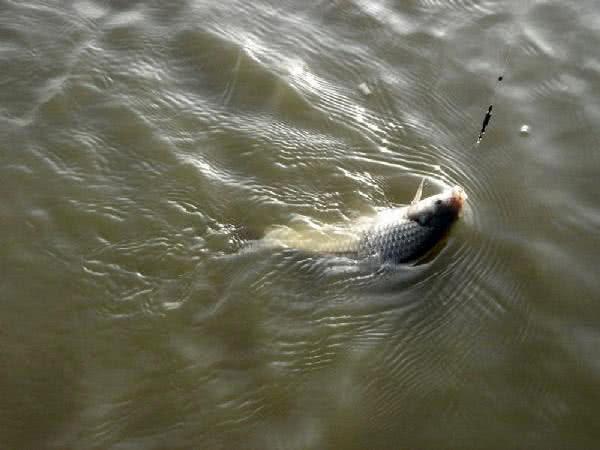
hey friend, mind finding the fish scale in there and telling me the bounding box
[355,215,446,264]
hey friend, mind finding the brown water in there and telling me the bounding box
[2,0,600,449]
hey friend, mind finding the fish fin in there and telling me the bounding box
[411,178,425,205]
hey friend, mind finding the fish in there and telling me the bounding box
[353,182,467,264]
[262,180,467,264]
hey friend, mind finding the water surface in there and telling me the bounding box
[2,0,600,449]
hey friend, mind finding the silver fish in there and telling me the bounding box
[263,181,467,264]
[353,183,467,263]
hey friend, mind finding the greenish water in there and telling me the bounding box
[2,0,600,449]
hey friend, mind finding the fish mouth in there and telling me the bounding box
[449,186,467,212]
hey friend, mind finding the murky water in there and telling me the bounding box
[2,0,600,449]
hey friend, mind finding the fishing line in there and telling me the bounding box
[473,25,516,148]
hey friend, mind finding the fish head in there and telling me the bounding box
[406,186,467,228]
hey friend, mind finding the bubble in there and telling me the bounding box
[358,82,372,96]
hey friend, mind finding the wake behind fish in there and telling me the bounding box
[260,213,375,255]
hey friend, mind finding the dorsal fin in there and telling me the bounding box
[411,177,425,205]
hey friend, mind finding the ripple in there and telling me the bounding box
[4,0,598,448]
